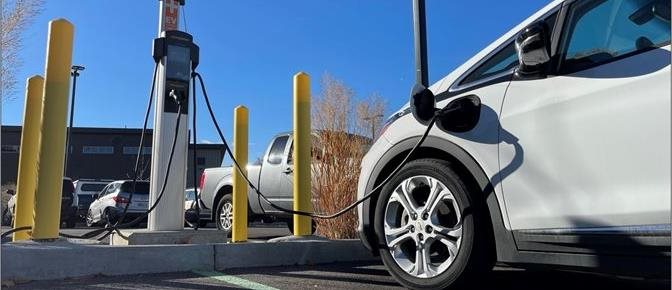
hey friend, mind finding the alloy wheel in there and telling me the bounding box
[219,202,233,231]
[383,175,463,278]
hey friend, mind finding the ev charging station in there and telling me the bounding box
[148,0,199,231]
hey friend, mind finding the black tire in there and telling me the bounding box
[103,208,117,228]
[373,158,491,290]
[215,194,233,236]
[286,218,316,235]
[85,210,95,227]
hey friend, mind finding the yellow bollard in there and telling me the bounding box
[293,72,312,236]
[13,76,45,241]
[32,19,74,240]
[231,105,249,242]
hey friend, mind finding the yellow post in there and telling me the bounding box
[231,105,249,242]
[32,19,74,240]
[293,72,312,236]
[13,76,45,241]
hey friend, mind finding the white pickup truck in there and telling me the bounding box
[198,132,301,234]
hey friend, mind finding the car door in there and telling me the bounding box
[98,183,119,219]
[257,135,294,213]
[499,0,671,231]
[91,184,111,220]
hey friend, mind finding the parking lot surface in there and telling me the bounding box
[4,261,669,290]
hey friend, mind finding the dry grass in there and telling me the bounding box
[311,73,385,239]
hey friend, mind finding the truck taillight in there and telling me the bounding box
[113,196,129,204]
[198,172,206,191]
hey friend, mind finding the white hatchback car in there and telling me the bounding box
[86,180,150,227]
[357,0,670,289]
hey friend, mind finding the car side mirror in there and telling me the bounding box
[92,193,99,200]
[436,95,481,133]
[410,83,436,125]
[515,22,551,77]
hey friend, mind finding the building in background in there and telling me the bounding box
[1,126,225,188]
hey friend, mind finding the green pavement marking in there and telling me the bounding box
[193,270,280,290]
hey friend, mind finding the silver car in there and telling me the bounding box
[86,180,150,227]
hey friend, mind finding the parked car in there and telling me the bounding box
[357,0,670,289]
[200,132,317,234]
[73,179,112,220]
[86,180,150,227]
[4,177,78,228]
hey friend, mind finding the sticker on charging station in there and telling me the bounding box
[162,0,179,31]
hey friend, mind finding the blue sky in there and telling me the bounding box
[2,0,549,159]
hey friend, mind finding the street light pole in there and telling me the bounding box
[65,65,85,176]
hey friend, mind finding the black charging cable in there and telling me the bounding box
[194,72,438,219]
[186,72,202,229]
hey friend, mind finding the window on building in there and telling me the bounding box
[123,146,152,155]
[1,145,19,153]
[82,146,114,155]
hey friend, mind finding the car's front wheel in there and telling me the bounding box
[215,194,233,235]
[374,158,490,289]
[85,210,96,227]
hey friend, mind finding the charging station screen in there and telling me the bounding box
[166,45,190,81]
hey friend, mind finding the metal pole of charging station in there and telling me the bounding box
[148,0,188,231]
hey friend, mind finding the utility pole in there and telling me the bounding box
[65,65,85,176]
[363,114,384,141]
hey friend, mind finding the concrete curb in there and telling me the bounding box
[1,239,377,282]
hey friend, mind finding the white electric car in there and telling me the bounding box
[357,0,670,289]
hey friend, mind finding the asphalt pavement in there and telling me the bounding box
[2,224,669,289]
[3,261,669,290]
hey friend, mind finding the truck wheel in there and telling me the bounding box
[373,158,491,290]
[215,194,233,235]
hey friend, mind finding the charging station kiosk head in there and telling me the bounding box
[153,30,199,113]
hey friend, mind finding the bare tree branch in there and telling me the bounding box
[1,0,44,101]
[311,72,387,239]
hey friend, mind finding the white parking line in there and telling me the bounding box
[193,270,279,290]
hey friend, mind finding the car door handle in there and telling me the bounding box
[283,167,293,174]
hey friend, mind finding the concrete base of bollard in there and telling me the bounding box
[2,238,378,283]
[267,234,328,243]
[110,229,228,245]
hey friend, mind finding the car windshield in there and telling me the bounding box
[80,183,107,192]
[120,181,150,194]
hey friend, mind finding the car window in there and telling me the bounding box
[104,183,118,196]
[461,42,519,85]
[80,183,107,192]
[97,184,110,197]
[267,135,289,165]
[185,190,195,201]
[560,0,671,73]
[460,12,558,86]
[121,181,150,194]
